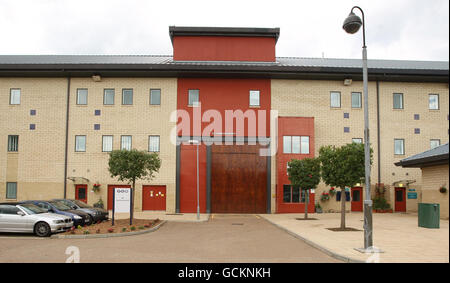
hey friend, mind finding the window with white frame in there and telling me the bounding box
[10,89,21,105]
[394,139,405,155]
[6,182,17,199]
[393,93,403,109]
[77,89,88,105]
[148,136,160,152]
[283,136,310,154]
[352,138,363,144]
[150,89,161,105]
[188,89,199,106]
[104,89,115,105]
[249,90,260,107]
[429,94,439,110]
[102,135,113,152]
[351,92,362,108]
[7,135,19,152]
[122,89,133,105]
[75,135,86,152]
[330,91,341,108]
[430,139,440,149]
[121,135,132,150]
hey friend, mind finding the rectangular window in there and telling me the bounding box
[393,93,403,109]
[330,91,341,108]
[292,136,301,154]
[6,182,17,199]
[394,139,405,155]
[352,138,363,144]
[104,89,115,105]
[150,89,161,105]
[7,135,19,152]
[148,136,160,152]
[300,136,310,154]
[292,186,300,203]
[429,94,439,110]
[351,92,362,108]
[10,89,21,105]
[283,136,292,154]
[283,185,291,203]
[77,89,88,105]
[249,90,260,107]
[121,136,132,150]
[75,136,86,152]
[430,139,440,149]
[283,136,309,154]
[188,89,199,106]
[301,190,307,203]
[122,89,133,105]
[102,135,113,152]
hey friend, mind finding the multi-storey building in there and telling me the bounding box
[1,27,448,215]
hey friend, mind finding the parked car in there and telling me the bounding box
[0,202,73,237]
[23,200,92,227]
[54,199,108,223]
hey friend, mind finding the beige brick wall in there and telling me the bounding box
[421,164,449,219]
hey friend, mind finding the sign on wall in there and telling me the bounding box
[114,188,131,213]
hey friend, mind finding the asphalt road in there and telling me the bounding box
[0,214,340,263]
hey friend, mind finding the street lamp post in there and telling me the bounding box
[343,6,376,252]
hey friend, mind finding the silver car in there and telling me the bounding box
[0,202,73,237]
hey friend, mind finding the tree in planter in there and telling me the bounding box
[108,149,161,225]
[287,158,321,219]
[319,143,372,229]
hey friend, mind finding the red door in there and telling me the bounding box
[107,184,131,210]
[351,187,363,212]
[395,187,406,212]
[75,185,88,203]
[142,185,166,211]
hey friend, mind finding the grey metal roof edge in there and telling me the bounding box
[395,144,449,168]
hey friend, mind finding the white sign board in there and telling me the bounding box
[114,188,131,213]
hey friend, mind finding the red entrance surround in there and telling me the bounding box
[75,184,88,203]
[351,187,363,212]
[142,185,166,211]
[395,187,406,212]
[276,117,315,213]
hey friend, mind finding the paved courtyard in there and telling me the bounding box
[0,214,339,263]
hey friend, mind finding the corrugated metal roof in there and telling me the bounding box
[0,55,172,65]
[400,143,449,163]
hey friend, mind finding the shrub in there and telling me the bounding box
[83,231,90,235]
[77,225,83,230]
[122,228,127,232]
[373,197,391,210]
[130,226,136,231]
[138,226,145,230]
[107,228,114,233]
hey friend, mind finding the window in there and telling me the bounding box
[0,205,20,214]
[121,136,132,150]
[10,89,21,105]
[430,139,440,149]
[188,90,199,106]
[283,185,291,203]
[104,89,115,105]
[352,138,363,144]
[283,136,310,154]
[75,136,86,152]
[148,136,160,152]
[351,92,362,108]
[77,89,88,105]
[393,93,403,109]
[330,92,341,108]
[150,89,161,105]
[102,136,113,152]
[249,90,260,107]
[283,185,306,203]
[7,135,19,152]
[394,139,405,155]
[429,94,439,110]
[122,89,133,105]
[6,182,17,199]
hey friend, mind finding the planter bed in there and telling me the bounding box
[373,209,393,213]
[61,218,161,236]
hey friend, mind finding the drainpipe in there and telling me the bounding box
[376,80,381,185]
[63,76,71,199]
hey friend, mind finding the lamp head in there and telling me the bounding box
[343,11,362,34]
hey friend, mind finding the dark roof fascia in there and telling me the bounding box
[394,154,449,168]
[169,26,281,44]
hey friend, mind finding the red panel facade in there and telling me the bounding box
[277,117,315,213]
[142,185,166,211]
[173,36,276,62]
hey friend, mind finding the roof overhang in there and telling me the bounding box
[395,154,449,168]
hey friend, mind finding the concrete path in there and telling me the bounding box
[0,214,340,263]
[260,212,449,263]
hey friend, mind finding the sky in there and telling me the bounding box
[0,0,448,61]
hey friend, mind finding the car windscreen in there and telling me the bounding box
[18,203,48,214]
[49,201,72,211]
[73,200,92,208]
[59,200,78,209]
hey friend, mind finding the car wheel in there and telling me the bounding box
[34,222,51,237]
[88,215,94,225]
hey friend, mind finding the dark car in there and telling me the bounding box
[53,199,108,223]
[23,200,92,227]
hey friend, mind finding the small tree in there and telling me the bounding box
[319,143,371,229]
[108,149,161,224]
[287,158,321,219]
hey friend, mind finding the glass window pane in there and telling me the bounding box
[121,136,132,150]
[430,140,440,149]
[75,136,86,152]
[351,92,361,108]
[352,190,360,202]
[6,183,17,199]
[249,90,260,106]
[429,94,439,110]
[352,138,363,144]
[10,89,21,105]
[8,135,19,152]
[394,139,404,155]
[292,186,300,203]
[292,136,301,154]
[301,136,309,154]
[104,89,115,105]
[283,185,291,203]
[396,190,403,202]
[122,89,133,105]
[330,92,341,108]
[283,136,292,154]
[188,90,199,106]
[102,136,113,152]
[150,89,161,105]
[77,89,88,105]
[301,190,306,203]
[149,136,160,152]
[393,93,403,109]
